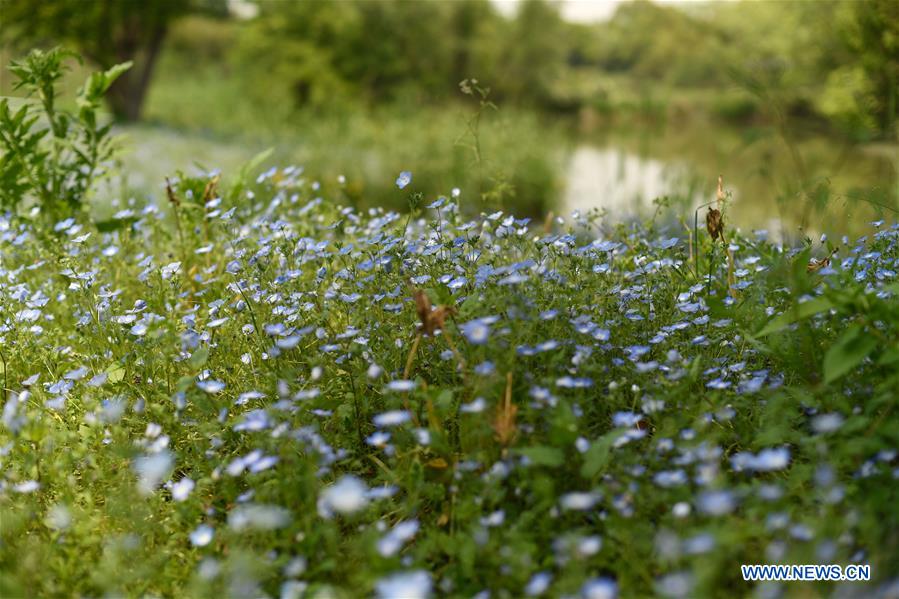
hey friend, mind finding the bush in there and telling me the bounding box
[0,47,129,220]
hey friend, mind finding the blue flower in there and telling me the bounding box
[395,171,412,190]
[460,319,491,345]
[197,379,225,394]
[189,524,214,547]
[474,361,496,376]
[373,410,411,427]
[581,577,617,599]
[386,380,417,392]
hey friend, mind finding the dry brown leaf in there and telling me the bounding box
[807,257,830,273]
[543,211,554,235]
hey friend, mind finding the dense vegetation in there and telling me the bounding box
[1,49,899,598]
[3,0,896,138]
[2,1,895,228]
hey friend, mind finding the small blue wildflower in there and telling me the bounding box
[386,380,417,392]
[395,171,412,190]
[190,524,214,547]
[197,379,225,394]
[474,361,496,376]
[373,410,411,427]
[460,319,491,345]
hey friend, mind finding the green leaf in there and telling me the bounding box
[95,217,136,233]
[188,346,210,370]
[176,375,196,392]
[103,62,132,87]
[514,446,564,467]
[105,364,126,384]
[238,147,274,182]
[824,324,877,384]
[877,347,899,366]
[758,296,834,336]
[580,429,626,478]
[78,61,132,108]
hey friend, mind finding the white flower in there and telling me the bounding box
[376,520,420,557]
[228,504,291,531]
[395,171,412,190]
[318,475,369,518]
[375,571,431,599]
[190,524,214,547]
[160,261,182,280]
[582,578,617,599]
[386,380,416,392]
[172,477,195,502]
[133,451,173,495]
[560,491,600,511]
[373,410,411,427]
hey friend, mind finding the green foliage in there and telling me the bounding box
[827,0,899,136]
[1,0,225,121]
[0,47,130,217]
[0,149,897,594]
[823,324,878,384]
[234,0,568,111]
[573,0,897,137]
[0,83,898,591]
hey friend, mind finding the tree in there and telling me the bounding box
[1,0,226,122]
[842,0,899,136]
[238,0,464,108]
[496,0,567,106]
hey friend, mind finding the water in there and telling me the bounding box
[117,121,897,239]
[563,123,898,239]
[563,145,703,218]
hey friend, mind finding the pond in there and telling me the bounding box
[564,121,898,240]
[118,120,897,240]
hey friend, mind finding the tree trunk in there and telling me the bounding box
[105,22,168,122]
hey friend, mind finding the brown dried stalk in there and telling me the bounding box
[202,174,220,204]
[492,372,518,449]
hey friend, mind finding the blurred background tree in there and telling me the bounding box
[0,0,226,121]
[2,0,894,138]
[0,0,894,228]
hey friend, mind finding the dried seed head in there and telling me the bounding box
[806,257,830,273]
[165,178,180,207]
[202,175,220,203]
[428,305,457,335]
[706,207,723,241]
[412,289,456,336]
[413,289,433,335]
[807,248,839,273]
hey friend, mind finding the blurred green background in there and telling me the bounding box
[1,0,896,237]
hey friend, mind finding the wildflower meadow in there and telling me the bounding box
[1,49,899,599]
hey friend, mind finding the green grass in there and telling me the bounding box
[1,159,898,597]
[2,45,899,599]
[139,53,568,219]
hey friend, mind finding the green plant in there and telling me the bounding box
[0,47,130,220]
